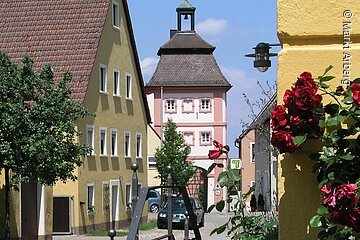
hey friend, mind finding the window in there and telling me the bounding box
[200,98,211,112]
[250,142,255,163]
[113,69,120,96]
[100,64,107,93]
[183,132,194,146]
[112,1,120,28]
[165,99,176,113]
[182,98,194,113]
[125,184,131,211]
[110,128,118,156]
[125,73,132,99]
[87,183,95,214]
[200,131,211,145]
[136,133,142,158]
[87,125,94,155]
[148,156,156,167]
[100,128,107,156]
[124,131,131,157]
[102,182,110,213]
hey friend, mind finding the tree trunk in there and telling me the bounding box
[5,167,10,240]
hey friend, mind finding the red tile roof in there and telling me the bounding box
[0,0,109,102]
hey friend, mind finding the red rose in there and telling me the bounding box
[271,105,289,129]
[296,72,318,94]
[293,86,322,111]
[283,89,298,115]
[270,131,299,153]
[351,83,360,106]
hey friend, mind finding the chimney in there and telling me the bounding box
[170,29,177,39]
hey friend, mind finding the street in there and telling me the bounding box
[53,211,231,240]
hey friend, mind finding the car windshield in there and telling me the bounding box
[164,198,195,210]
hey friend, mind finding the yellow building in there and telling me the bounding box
[0,0,151,237]
[277,0,360,239]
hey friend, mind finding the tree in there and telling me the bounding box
[155,119,194,187]
[0,52,91,239]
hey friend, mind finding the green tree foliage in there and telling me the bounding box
[0,52,91,238]
[155,119,194,187]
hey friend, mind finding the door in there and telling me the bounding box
[21,182,38,240]
[110,180,120,228]
[53,196,71,234]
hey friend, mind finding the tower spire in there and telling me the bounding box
[176,0,196,32]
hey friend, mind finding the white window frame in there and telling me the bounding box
[112,0,120,29]
[100,127,107,156]
[110,128,118,157]
[99,64,108,93]
[148,156,156,167]
[102,181,110,213]
[86,125,95,156]
[124,131,131,158]
[125,73,132,99]
[199,98,212,113]
[109,180,120,222]
[165,99,177,113]
[200,131,212,146]
[136,133,142,158]
[113,68,120,97]
[87,183,95,215]
[250,142,255,163]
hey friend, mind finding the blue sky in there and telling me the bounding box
[128,1,279,157]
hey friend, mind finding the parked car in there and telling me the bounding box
[147,190,161,213]
[157,196,205,229]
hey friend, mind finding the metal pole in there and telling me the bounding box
[167,165,173,240]
[184,216,189,240]
[131,163,139,240]
[108,229,116,240]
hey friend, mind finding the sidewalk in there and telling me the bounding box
[53,211,232,240]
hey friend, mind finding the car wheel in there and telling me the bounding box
[150,204,159,213]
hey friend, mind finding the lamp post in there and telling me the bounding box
[245,42,280,72]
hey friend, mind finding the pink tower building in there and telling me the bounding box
[145,0,231,208]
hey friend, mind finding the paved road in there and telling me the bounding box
[53,211,231,240]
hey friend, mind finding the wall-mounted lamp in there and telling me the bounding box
[245,42,280,72]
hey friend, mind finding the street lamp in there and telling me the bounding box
[245,42,280,72]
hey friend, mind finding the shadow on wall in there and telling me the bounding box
[280,141,322,239]
[0,185,20,239]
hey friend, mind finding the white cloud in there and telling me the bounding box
[140,57,159,82]
[196,18,227,36]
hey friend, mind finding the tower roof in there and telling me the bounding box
[147,32,231,89]
[177,0,195,11]
[158,32,215,55]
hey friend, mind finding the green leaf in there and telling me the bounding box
[207,204,215,213]
[323,65,334,76]
[344,96,354,105]
[207,163,217,174]
[218,172,228,188]
[323,146,335,157]
[310,215,322,227]
[319,82,330,89]
[328,172,335,181]
[293,134,307,145]
[319,76,335,82]
[316,206,328,215]
[326,117,339,126]
[215,200,225,212]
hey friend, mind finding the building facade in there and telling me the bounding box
[145,1,232,207]
[277,0,360,238]
[0,0,151,237]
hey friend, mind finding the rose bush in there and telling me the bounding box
[271,66,360,239]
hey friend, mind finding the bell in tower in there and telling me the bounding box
[176,0,196,32]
